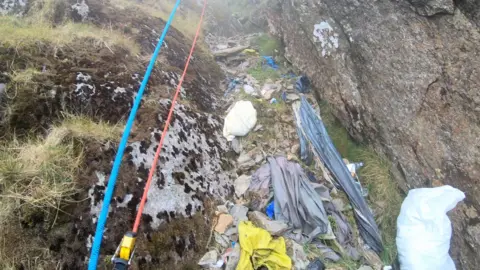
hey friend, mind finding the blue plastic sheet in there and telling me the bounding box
[266,201,275,219]
[262,56,279,70]
[293,97,383,253]
[296,76,311,93]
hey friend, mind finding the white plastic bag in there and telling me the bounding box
[396,185,465,270]
[223,100,257,141]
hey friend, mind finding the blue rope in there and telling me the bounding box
[87,1,182,268]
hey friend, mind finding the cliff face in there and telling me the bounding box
[267,0,480,268]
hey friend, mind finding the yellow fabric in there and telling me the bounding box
[237,221,292,270]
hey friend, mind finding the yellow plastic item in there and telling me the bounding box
[237,221,292,270]
[119,233,136,261]
[243,48,259,56]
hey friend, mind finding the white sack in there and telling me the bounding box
[396,185,465,270]
[223,100,257,141]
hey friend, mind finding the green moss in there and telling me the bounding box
[247,64,281,83]
[252,34,283,56]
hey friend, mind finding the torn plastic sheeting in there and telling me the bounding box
[295,75,311,93]
[237,221,292,270]
[292,97,383,253]
[246,163,272,210]
[297,125,313,165]
[262,56,279,70]
[268,156,331,237]
[396,185,465,270]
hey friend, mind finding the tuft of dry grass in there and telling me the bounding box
[58,114,123,142]
[110,0,202,40]
[0,16,140,55]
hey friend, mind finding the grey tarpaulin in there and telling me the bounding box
[292,97,383,253]
[268,156,330,237]
[246,163,272,210]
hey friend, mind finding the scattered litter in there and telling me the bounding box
[396,185,465,270]
[293,97,383,253]
[345,161,368,197]
[234,175,252,197]
[198,250,220,268]
[307,258,325,270]
[224,242,241,270]
[214,232,231,248]
[223,100,257,141]
[287,239,310,270]
[262,56,279,70]
[225,78,240,96]
[266,201,275,219]
[237,221,291,270]
[248,211,288,236]
[246,163,272,210]
[296,75,311,93]
[230,205,249,226]
[270,97,278,104]
[215,214,234,234]
[268,157,331,239]
[281,91,287,102]
[242,48,259,56]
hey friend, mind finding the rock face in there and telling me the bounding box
[267,0,480,268]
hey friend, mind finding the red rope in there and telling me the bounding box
[133,0,208,233]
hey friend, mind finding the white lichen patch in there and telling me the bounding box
[0,0,27,15]
[72,0,89,21]
[88,171,111,224]
[313,21,340,57]
[127,99,234,228]
[75,72,96,101]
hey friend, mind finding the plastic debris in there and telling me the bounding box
[295,75,311,93]
[281,91,287,102]
[345,161,368,197]
[242,48,259,56]
[262,56,279,70]
[266,201,275,219]
[224,242,241,270]
[270,97,278,104]
[245,163,272,210]
[237,221,292,270]
[223,100,257,141]
[268,157,331,238]
[215,214,234,234]
[396,185,465,270]
[287,239,310,269]
[293,97,383,253]
[198,250,219,267]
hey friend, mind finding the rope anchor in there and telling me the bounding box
[112,232,137,270]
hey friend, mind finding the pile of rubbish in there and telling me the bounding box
[204,33,466,270]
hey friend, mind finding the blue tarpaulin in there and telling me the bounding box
[292,97,383,254]
[262,56,279,70]
[296,76,311,93]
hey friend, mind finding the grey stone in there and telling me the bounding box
[198,250,219,267]
[254,153,264,164]
[286,239,310,270]
[216,205,229,214]
[357,266,374,270]
[231,138,242,154]
[229,205,249,226]
[267,1,480,266]
[237,152,255,169]
[254,124,263,132]
[408,0,454,16]
[287,85,294,91]
[248,211,289,236]
[286,93,300,102]
[234,175,251,197]
[291,144,300,155]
